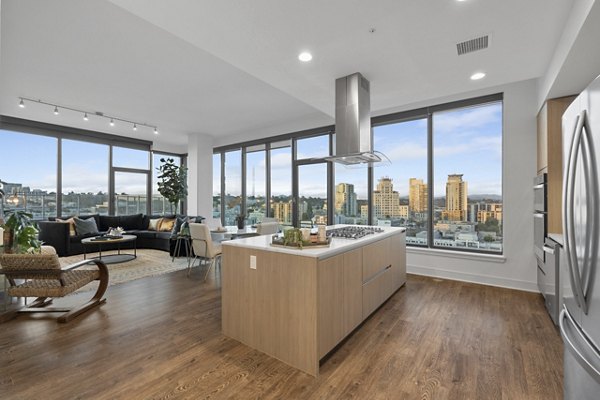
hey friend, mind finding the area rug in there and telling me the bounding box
[59,249,191,293]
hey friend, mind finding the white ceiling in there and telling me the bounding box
[0,0,574,151]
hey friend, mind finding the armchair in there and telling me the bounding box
[0,247,109,322]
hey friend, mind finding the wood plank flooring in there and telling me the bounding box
[0,269,563,399]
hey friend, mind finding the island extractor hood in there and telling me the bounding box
[326,72,387,165]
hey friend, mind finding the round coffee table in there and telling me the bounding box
[81,234,137,264]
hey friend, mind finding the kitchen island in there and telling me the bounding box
[221,225,406,376]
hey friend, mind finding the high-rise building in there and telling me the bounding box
[443,174,468,221]
[409,178,428,213]
[335,183,357,217]
[373,177,402,218]
[272,200,293,225]
[477,203,503,223]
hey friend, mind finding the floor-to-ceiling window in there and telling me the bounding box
[61,139,109,216]
[372,118,428,244]
[269,140,292,226]
[224,149,242,226]
[245,145,266,224]
[213,94,502,254]
[112,146,150,216]
[0,129,58,219]
[212,153,222,220]
[432,101,503,252]
[1,117,183,220]
[295,135,330,226]
[334,163,368,225]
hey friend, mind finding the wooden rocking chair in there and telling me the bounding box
[0,247,109,323]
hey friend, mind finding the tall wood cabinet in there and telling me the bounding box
[537,96,575,234]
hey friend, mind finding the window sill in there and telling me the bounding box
[406,246,506,263]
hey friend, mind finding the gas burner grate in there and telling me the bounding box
[326,226,384,239]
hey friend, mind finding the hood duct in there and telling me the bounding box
[326,72,387,165]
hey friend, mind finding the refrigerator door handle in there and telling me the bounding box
[564,112,588,313]
[560,308,600,380]
[580,110,599,299]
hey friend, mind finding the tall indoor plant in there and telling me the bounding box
[157,158,188,214]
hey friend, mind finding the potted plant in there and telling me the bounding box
[235,214,246,230]
[2,211,41,254]
[157,158,188,215]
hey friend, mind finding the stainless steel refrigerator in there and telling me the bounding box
[561,74,600,399]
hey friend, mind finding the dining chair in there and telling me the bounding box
[256,222,279,235]
[188,223,222,282]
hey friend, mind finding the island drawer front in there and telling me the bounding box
[362,265,393,319]
[362,237,391,282]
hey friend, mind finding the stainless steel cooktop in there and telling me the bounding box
[326,226,384,239]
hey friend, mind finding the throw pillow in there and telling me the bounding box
[157,218,176,232]
[74,217,100,236]
[56,217,77,236]
[148,218,161,231]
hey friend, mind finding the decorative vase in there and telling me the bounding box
[236,218,245,230]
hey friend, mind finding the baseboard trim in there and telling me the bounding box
[407,263,539,293]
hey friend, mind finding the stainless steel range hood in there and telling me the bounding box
[326,72,385,165]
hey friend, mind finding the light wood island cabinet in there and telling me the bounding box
[221,227,406,376]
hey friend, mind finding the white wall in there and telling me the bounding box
[375,79,538,291]
[187,133,213,219]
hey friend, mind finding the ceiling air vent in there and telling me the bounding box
[456,35,489,56]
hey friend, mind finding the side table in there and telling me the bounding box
[172,235,191,266]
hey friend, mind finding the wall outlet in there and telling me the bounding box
[250,255,257,269]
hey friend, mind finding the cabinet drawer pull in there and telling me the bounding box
[363,265,392,285]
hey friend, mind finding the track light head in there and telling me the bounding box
[133,123,137,131]
[83,113,89,121]
[154,127,158,135]
[54,106,59,115]
[19,98,25,108]
[110,118,114,126]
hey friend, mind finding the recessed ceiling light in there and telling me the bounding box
[470,72,486,80]
[298,52,313,62]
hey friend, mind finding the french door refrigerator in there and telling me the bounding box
[560,74,600,399]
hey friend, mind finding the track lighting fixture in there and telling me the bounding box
[17,97,158,135]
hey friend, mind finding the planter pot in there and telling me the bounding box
[3,228,14,253]
[236,219,245,230]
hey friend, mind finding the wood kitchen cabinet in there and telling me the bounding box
[537,95,575,234]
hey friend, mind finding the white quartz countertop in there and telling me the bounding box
[221,225,406,260]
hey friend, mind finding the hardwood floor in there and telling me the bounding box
[0,271,563,399]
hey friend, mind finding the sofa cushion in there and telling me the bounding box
[157,218,176,232]
[119,214,144,230]
[74,217,100,236]
[99,215,120,232]
[56,217,77,236]
[148,218,161,231]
